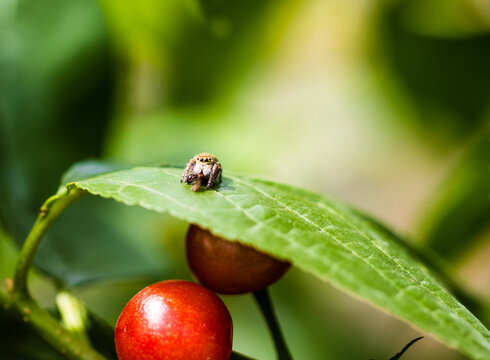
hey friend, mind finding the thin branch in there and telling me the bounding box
[230,351,257,360]
[253,288,293,360]
[389,337,424,360]
[13,187,85,297]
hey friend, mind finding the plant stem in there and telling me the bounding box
[253,288,293,360]
[389,336,424,360]
[13,187,85,296]
[230,351,257,360]
[14,295,107,360]
[8,187,108,360]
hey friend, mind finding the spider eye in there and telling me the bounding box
[205,158,208,162]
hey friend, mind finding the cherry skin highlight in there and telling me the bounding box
[114,280,233,360]
[186,225,291,294]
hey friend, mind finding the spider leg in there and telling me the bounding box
[191,174,204,192]
[206,163,222,189]
[181,159,196,184]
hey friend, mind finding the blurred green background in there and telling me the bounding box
[1,0,489,359]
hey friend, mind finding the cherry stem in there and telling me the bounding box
[230,351,257,360]
[253,288,293,360]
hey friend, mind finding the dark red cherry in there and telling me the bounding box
[115,280,233,360]
[186,225,290,294]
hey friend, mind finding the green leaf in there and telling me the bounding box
[85,309,118,360]
[35,195,172,287]
[16,161,173,287]
[167,0,281,106]
[0,0,116,252]
[60,160,129,185]
[377,1,490,144]
[418,138,490,261]
[61,166,489,360]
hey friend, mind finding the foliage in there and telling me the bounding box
[418,138,490,261]
[1,0,490,359]
[54,165,488,360]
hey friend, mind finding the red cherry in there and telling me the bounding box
[186,225,291,294]
[114,280,233,360]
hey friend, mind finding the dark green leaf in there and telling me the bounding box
[28,161,173,287]
[0,307,65,360]
[36,195,172,287]
[165,0,279,105]
[0,0,116,249]
[85,309,118,360]
[59,166,490,360]
[376,1,490,144]
[60,160,129,186]
[418,138,490,260]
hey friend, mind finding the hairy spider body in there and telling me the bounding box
[181,153,222,191]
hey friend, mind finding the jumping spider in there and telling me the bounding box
[181,153,222,192]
